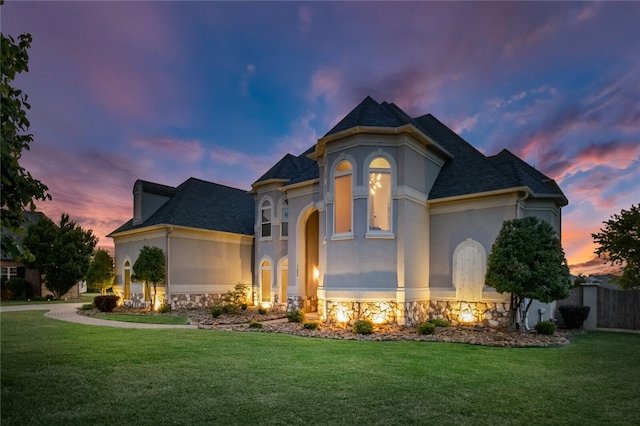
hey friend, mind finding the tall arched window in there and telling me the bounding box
[334,160,352,234]
[280,198,289,238]
[260,259,272,303]
[368,157,391,232]
[260,200,272,239]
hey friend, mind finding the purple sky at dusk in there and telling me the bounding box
[3,1,639,276]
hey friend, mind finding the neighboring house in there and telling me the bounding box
[1,211,80,300]
[111,96,567,326]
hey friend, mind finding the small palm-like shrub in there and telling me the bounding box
[535,321,556,335]
[287,309,305,323]
[94,295,120,312]
[303,321,319,330]
[417,322,436,335]
[353,319,374,335]
[249,320,263,329]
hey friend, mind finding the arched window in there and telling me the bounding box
[368,157,391,232]
[280,198,289,238]
[260,259,272,303]
[260,200,272,239]
[334,160,352,234]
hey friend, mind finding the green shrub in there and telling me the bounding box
[428,318,451,327]
[249,320,263,329]
[535,321,556,335]
[157,304,171,314]
[286,309,305,323]
[80,303,94,311]
[303,321,319,330]
[241,303,248,311]
[93,295,120,312]
[210,305,223,318]
[417,322,436,335]
[559,305,591,329]
[222,304,239,315]
[258,307,267,315]
[353,319,374,335]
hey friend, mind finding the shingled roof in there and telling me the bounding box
[252,145,316,188]
[109,178,255,236]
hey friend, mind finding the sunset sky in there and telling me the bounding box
[3,1,639,276]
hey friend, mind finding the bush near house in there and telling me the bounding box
[1,277,34,300]
[353,319,374,335]
[94,295,120,312]
[210,306,223,318]
[535,321,556,335]
[286,309,305,323]
[428,318,451,327]
[417,322,436,335]
[559,305,591,329]
[248,320,263,329]
[303,321,319,330]
[258,307,267,314]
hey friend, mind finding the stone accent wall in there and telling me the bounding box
[324,301,397,325]
[404,300,430,326]
[124,292,149,309]
[429,300,511,327]
[170,293,223,309]
[287,295,317,313]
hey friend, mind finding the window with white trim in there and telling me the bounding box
[334,160,353,234]
[1,267,18,281]
[368,157,391,232]
[260,200,272,239]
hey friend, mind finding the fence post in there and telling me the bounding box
[581,281,599,330]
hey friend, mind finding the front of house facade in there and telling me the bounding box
[110,97,567,326]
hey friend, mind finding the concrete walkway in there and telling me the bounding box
[0,303,199,329]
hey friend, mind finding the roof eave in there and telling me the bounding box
[315,124,453,159]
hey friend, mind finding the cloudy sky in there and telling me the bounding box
[3,1,639,275]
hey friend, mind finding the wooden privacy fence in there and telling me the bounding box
[557,282,640,330]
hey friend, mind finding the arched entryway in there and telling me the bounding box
[277,257,288,306]
[305,210,319,306]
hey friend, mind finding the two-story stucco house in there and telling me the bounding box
[110,96,567,326]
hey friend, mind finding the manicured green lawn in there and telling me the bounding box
[2,311,639,425]
[0,293,98,306]
[91,312,190,325]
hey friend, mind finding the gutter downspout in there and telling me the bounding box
[516,189,529,219]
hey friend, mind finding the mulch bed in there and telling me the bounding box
[78,306,581,347]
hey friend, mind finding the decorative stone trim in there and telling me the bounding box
[429,300,511,328]
[170,293,223,309]
[324,300,397,325]
[287,295,318,313]
[404,300,430,326]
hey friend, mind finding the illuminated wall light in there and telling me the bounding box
[372,312,386,324]
[336,306,350,323]
[459,311,475,323]
[313,266,320,281]
[261,302,272,309]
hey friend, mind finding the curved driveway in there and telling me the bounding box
[0,303,198,329]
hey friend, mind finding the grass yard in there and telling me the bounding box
[90,312,190,325]
[0,293,98,306]
[1,311,639,425]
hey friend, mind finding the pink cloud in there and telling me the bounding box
[133,138,205,163]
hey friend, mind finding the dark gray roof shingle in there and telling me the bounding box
[253,146,317,186]
[110,178,255,236]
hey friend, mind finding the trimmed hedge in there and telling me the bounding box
[353,319,374,335]
[417,322,436,335]
[94,295,120,312]
[559,305,591,329]
[535,320,556,335]
[286,309,305,323]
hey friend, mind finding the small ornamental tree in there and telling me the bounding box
[86,249,115,294]
[23,213,97,299]
[131,246,165,309]
[592,204,639,290]
[485,217,571,329]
